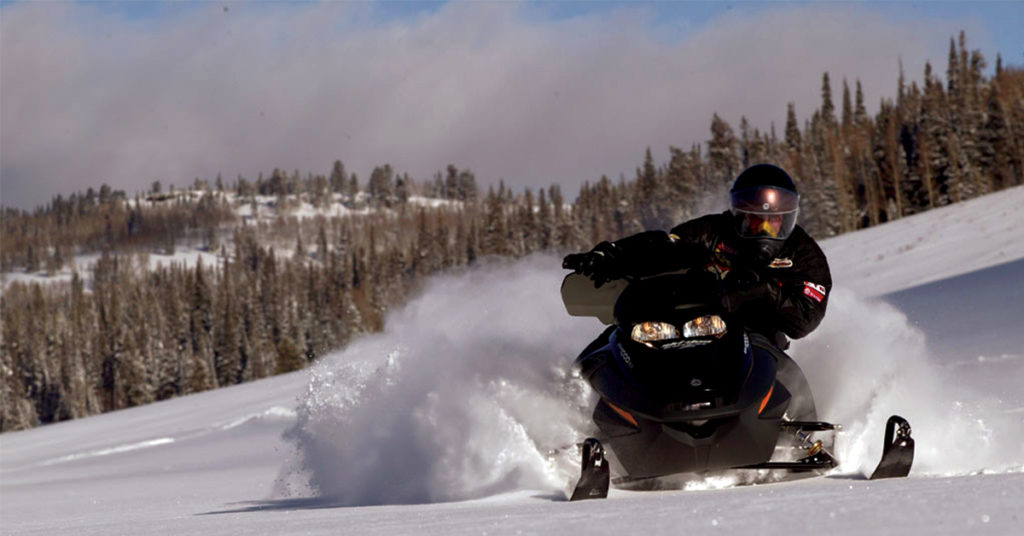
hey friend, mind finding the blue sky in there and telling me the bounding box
[5,1,1016,59]
[2,0,1022,209]
[44,0,1021,63]
[385,1,1023,66]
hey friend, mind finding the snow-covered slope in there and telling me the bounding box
[822,185,1024,297]
[2,187,1023,535]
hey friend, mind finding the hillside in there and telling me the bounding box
[2,186,1022,535]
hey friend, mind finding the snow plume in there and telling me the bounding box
[276,255,599,505]
[277,257,1024,505]
[793,289,1024,477]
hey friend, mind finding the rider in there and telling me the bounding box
[564,163,831,350]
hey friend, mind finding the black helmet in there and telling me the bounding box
[728,164,800,264]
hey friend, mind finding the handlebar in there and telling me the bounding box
[562,253,587,271]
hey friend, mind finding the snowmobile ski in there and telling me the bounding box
[869,415,914,480]
[569,438,610,501]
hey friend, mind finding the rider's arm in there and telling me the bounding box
[762,229,832,339]
[607,231,680,277]
[611,224,715,278]
[567,215,717,281]
[667,214,720,252]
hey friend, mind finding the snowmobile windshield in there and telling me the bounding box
[730,186,799,240]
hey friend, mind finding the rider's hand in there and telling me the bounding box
[723,269,760,291]
[562,253,587,272]
[720,269,769,313]
[565,241,624,288]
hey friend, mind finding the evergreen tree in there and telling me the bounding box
[368,165,395,207]
[445,165,459,200]
[537,188,552,250]
[330,160,347,193]
[854,80,867,125]
[395,173,411,204]
[635,147,666,230]
[189,258,215,390]
[920,61,953,208]
[980,82,1011,190]
[25,244,38,273]
[708,113,740,191]
[317,224,329,261]
[520,188,538,254]
[295,232,306,259]
[98,277,126,410]
[664,146,700,223]
[841,78,853,128]
[346,174,360,203]
[457,168,479,201]
[820,72,836,127]
[481,186,509,256]
[785,103,802,154]
[214,261,241,386]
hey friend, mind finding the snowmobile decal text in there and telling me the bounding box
[618,344,634,368]
[803,281,826,303]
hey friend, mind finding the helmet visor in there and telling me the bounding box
[730,186,799,239]
[735,212,798,239]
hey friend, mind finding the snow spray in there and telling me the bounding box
[792,288,1024,476]
[275,255,597,505]
[276,257,1024,505]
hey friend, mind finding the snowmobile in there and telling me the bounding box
[560,270,914,501]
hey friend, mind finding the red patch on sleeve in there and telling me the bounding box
[803,281,826,303]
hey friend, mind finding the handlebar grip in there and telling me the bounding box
[562,253,587,271]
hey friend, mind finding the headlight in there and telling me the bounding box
[631,316,727,347]
[681,315,727,338]
[631,321,679,344]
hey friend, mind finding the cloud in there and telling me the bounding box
[0,1,976,209]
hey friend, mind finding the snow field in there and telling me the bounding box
[2,186,1024,534]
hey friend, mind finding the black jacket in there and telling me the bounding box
[607,212,832,342]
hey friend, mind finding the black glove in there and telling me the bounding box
[588,241,626,287]
[563,241,625,288]
[562,253,587,272]
[724,269,760,291]
[720,269,770,313]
